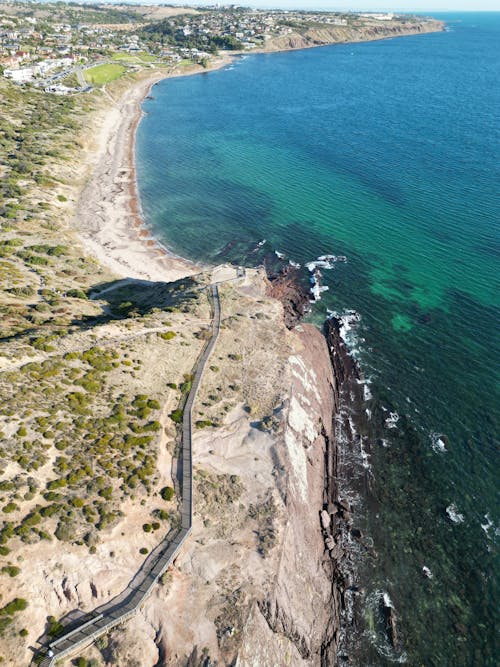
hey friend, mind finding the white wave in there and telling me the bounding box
[385,412,399,429]
[318,254,347,262]
[306,254,347,272]
[363,384,373,401]
[446,503,464,524]
[430,432,447,453]
[288,259,300,268]
[257,239,266,247]
[422,565,433,579]
[327,309,361,337]
[309,282,329,302]
[362,589,408,663]
[382,592,393,608]
[480,513,499,540]
[360,437,371,470]
[274,250,286,259]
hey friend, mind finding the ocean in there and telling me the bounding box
[137,13,499,665]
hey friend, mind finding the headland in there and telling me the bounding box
[0,7,444,666]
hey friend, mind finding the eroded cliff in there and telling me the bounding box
[265,18,444,52]
[65,269,352,667]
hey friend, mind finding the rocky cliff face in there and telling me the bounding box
[59,272,356,667]
[236,323,341,666]
[265,19,444,52]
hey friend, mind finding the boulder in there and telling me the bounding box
[320,510,331,531]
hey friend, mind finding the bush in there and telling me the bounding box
[1,566,20,577]
[55,519,75,542]
[2,502,18,514]
[196,420,214,429]
[139,547,148,555]
[142,523,152,533]
[46,615,64,637]
[159,331,176,340]
[66,289,87,299]
[0,598,28,615]
[160,486,174,502]
[169,409,183,424]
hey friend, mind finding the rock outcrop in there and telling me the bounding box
[51,273,358,667]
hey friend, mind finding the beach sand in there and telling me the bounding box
[74,57,232,283]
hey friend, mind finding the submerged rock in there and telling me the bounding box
[380,593,399,649]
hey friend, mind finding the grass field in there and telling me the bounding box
[84,63,127,85]
[112,52,157,63]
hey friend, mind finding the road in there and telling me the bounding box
[35,284,221,666]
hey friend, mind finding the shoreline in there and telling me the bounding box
[73,20,444,286]
[73,54,233,285]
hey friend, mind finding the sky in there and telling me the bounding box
[159,1,499,11]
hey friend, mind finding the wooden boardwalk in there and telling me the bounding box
[36,285,221,667]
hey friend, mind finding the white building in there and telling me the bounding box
[4,67,34,82]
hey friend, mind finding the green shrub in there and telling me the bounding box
[66,289,87,299]
[0,598,28,615]
[46,615,64,637]
[1,566,20,577]
[180,380,191,394]
[169,409,183,424]
[143,421,161,432]
[139,547,148,555]
[159,331,176,340]
[160,486,174,502]
[143,523,152,532]
[2,503,18,514]
[47,478,67,490]
[195,420,214,429]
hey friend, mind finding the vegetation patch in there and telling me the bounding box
[84,63,127,85]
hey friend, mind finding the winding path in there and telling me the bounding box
[36,284,221,666]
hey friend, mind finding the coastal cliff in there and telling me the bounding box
[263,18,444,52]
[70,271,353,667]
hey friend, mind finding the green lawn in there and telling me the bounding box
[84,63,127,85]
[112,52,157,63]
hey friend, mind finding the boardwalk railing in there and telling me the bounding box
[35,285,221,667]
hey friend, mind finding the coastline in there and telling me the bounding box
[72,19,444,286]
[73,55,233,284]
[64,29,433,661]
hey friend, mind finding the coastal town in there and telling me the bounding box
[0,2,433,93]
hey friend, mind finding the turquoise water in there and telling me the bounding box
[137,14,499,665]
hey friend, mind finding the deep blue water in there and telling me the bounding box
[137,13,499,665]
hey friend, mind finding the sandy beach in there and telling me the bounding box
[74,56,232,283]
